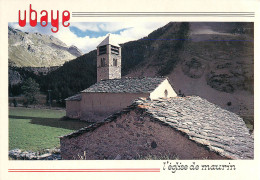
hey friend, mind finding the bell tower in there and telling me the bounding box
[96,34,121,82]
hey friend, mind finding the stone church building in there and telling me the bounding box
[65,34,177,121]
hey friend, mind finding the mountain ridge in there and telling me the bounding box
[8,26,83,67]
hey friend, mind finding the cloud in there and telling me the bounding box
[8,22,168,53]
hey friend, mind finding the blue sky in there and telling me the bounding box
[69,26,131,38]
[9,22,168,53]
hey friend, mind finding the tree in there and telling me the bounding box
[21,78,40,105]
[12,98,17,107]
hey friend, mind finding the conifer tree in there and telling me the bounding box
[21,78,40,105]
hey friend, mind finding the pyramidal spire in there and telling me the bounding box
[97,34,120,47]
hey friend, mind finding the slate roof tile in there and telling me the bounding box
[81,77,166,93]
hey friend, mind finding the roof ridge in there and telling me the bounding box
[81,77,167,93]
[65,94,82,101]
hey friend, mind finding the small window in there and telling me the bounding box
[164,89,168,98]
[111,45,119,55]
[99,45,107,55]
[113,59,117,66]
[101,58,106,67]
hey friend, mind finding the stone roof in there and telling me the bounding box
[61,96,254,159]
[135,96,254,159]
[81,77,166,93]
[65,94,82,101]
[97,34,120,47]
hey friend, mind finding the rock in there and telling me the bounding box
[9,149,22,159]
[126,155,133,160]
[114,154,121,160]
[52,148,61,154]
[38,153,52,160]
[182,58,205,79]
[45,149,51,153]
[9,148,62,160]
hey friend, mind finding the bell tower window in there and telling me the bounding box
[113,59,117,66]
[99,45,107,55]
[111,45,119,55]
[101,58,106,67]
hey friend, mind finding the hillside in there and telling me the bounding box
[126,22,253,120]
[8,26,82,67]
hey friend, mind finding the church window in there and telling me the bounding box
[111,45,119,55]
[113,59,117,66]
[164,89,168,98]
[101,58,106,67]
[99,45,107,55]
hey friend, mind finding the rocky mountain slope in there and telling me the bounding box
[126,22,253,122]
[8,26,82,67]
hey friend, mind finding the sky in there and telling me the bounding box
[9,22,168,54]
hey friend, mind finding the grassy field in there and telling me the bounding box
[9,107,91,151]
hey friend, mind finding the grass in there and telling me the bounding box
[241,115,254,132]
[9,107,91,151]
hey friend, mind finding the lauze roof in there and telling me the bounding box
[81,77,167,93]
[135,96,253,159]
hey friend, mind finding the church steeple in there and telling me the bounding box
[96,34,121,82]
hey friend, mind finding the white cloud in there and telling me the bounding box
[9,22,169,53]
[70,22,101,32]
[63,22,168,53]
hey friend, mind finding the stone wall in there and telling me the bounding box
[108,47,121,79]
[60,109,226,160]
[80,92,149,122]
[66,100,81,119]
[109,66,121,79]
[97,66,109,82]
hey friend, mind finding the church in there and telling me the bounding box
[61,34,253,160]
[65,34,177,122]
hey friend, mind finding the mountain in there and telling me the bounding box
[68,45,83,57]
[8,26,83,67]
[9,22,254,128]
[125,22,253,122]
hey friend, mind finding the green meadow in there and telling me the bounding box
[9,107,90,151]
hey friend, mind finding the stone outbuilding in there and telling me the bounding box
[60,96,254,160]
[65,94,82,119]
